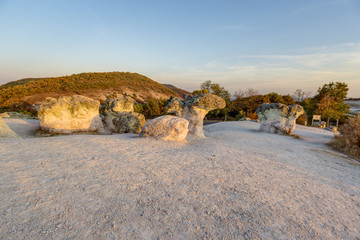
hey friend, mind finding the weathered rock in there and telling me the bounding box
[256,103,304,134]
[38,95,103,134]
[0,117,20,138]
[108,111,146,134]
[239,117,251,121]
[0,112,9,118]
[100,96,135,116]
[166,94,226,137]
[100,96,146,134]
[140,115,189,142]
[314,121,327,129]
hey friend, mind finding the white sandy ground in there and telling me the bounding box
[1,119,360,239]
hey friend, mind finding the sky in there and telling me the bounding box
[0,0,359,97]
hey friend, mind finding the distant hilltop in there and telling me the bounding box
[0,72,189,112]
[161,84,190,98]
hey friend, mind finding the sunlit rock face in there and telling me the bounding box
[256,103,304,135]
[166,93,226,137]
[140,115,189,142]
[100,96,146,134]
[38,95,103,134]
[100,96,135,116]
[0,117,20,138]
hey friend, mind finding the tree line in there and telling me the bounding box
[187,80,350,125]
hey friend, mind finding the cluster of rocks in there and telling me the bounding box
[34,93,226,142]
[37,95,146,135]
[2,93,307,141]
[140,93,226,141]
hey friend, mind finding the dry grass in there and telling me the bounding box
[329,116,360,159]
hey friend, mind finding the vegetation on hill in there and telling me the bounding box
[0,78,46,89]
[0,72,179,114]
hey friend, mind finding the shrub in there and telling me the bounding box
[329,116,360,159]
[296,114,308,126]
[235,110,246,120]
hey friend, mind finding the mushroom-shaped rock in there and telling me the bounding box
[0,117,20,138]
[100,96,146,134]
[256,103,304,135]
[166,93,226,137]
[140,115,189,142]
[38,95,103,134]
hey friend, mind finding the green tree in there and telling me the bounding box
[304,82,350,125]
[199,80,230,101]
[143,98,161,118]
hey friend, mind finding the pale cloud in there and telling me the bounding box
[152,42,360,97]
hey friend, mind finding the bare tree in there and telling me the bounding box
[245,88,259,97]
[293,89,312,101]
[233,90,245,99]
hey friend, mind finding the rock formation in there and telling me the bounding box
[100,96,135,115]
[38,95,103,134]
[0,112,9,118]
[140,115,189,142]
[101,96,146,134]
[0,117,20,138]
[256,103,304,135]
[166,93,226,137]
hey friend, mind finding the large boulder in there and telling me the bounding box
[140,115,189,142]
[110,111,146,134]
[0,117,20,138]
[38,95,103,134]
[100,96,135,116]
[166,94,226,137]
[100,96,146,134]
[256,103,304,135]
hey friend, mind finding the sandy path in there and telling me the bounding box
[1,120,360,239]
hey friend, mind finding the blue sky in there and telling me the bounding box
[0,0,359,97]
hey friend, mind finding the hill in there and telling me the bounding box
[162,84,190,98]
[0,72,180,112]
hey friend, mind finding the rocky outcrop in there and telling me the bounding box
[166,94,226,137]
[101,96,146,134]
[256,103,304,135]
[110,112,146,134]
[140,115,189,142]
[0,117,20,138]
[100,96,135,116]
[38,95,103,134]
[0,112,9,118]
